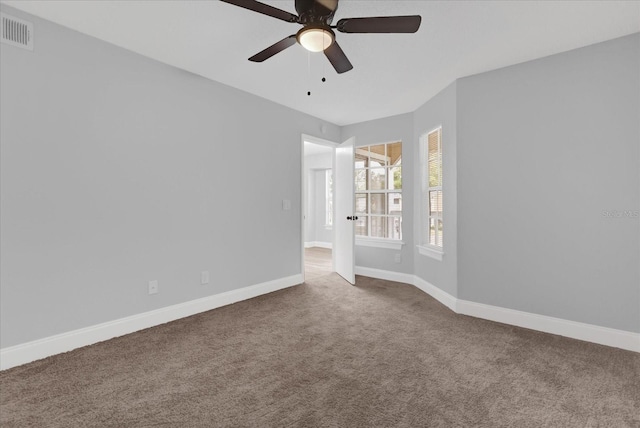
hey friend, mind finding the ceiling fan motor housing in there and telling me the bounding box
[295,0,338,24]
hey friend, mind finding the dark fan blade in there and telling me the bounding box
[249,35,297,62]
[220,0,298,23]
[324,41,353,74]
[336,15,421,33]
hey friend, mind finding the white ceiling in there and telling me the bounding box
[3,1,639,126]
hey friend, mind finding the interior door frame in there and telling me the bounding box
[300,133,339,282]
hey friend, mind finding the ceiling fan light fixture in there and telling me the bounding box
[297,26,334,52]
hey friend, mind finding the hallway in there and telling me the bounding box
[304,247,332,281]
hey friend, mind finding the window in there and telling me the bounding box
[354,142,402,241]
[421,127,443,255]
[325,169,333,227]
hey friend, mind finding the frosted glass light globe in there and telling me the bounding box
[298,27,334,52]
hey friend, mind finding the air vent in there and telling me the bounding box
[1,13,34,51]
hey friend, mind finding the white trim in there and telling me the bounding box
[356,237,404,250]
[0,274,303,371]
[355,266,414,285]
[304,241,332,249]
[417,245,443,261]
[412,275,457,312]
[354,267,639,353]
[302,133,339,148]
[4,270,637,371]
[420,126,444,249]
[456,300,640,353]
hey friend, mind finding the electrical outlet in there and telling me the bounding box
[201,271,210,285]
[394,254,402,263]
[148,280,158,295]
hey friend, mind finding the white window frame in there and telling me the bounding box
[418,127,443,261]
[354,142,404,249]
[325,169,333,228]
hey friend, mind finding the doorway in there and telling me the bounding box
[302,135,337,281]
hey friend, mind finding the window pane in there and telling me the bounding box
[369,144,386,167]
[388,193,402,215]
[429,190,443,217]
[389,166,401,190]
[355,147,369,168]
[353,142,402,240]
[370,216,387,238]
[355,193,367,214]
[428,130,441,187]
[437,219,443,247]
[388,216,402,240]
[428,157,440,187]
[439,150,442,187]
[429,218,436,246]
[369,167,386,190]
[355,216,368,236]
[355,169,367,191]
[370,193,386,214]
[326,170,333,226]
[388,142,402,166]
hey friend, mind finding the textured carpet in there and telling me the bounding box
[1,270,639,427]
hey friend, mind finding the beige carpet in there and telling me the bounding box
[1,262,639,427]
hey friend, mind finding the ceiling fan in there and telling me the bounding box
[220,0,422,74]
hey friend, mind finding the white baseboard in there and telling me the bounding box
[456,300,640,353]
[356,266,639,353]
[355,266,414,285]
[3,269,637,371]
[0,274,303,371]
[356,266,456,312]
[305,241,332,249]
[412,276,458,312]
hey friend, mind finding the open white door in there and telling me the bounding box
[333,137,355,284]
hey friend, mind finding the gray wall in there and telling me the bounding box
[0,5,340,348]
[413,82,458,297]
[457,33,640,332]
[341,113,414,274]
[2,4,637,351]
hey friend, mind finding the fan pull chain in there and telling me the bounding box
[307,51,311,96]
[322,34,327,84]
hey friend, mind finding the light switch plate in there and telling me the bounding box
[282,199,291,210]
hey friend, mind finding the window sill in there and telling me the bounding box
[417,245,443,261]
[356,237,404,250]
